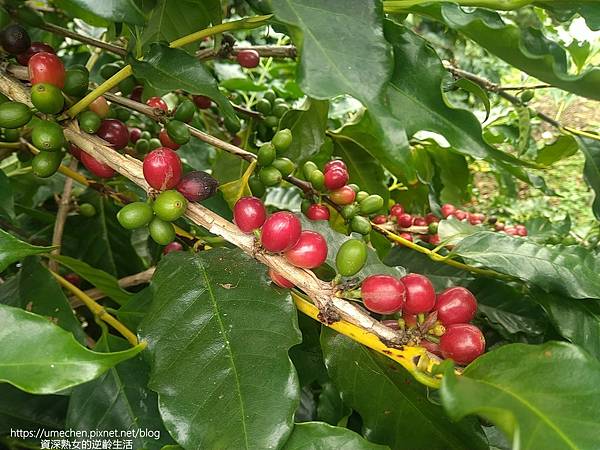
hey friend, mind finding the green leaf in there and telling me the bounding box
[332,136,389,204]
[316,381,351,426]
[321,328,488,450]
[454,78,491,121]
[0,304,143,394]
[56,0,144,25]
[448,231,600,299]
[577,136,600,221]
[289,313,328,387]
[535,134,579,166]
[221,78,268,91]
[142,0,221,53]
[67,334,173,450]
[441,342,600,450]
[515,105,531,155]
[0,228,53,273]
[279,98,329,163]
[424,141,470,204]
[51,254,133,306]
[0,169,15,221]
[533,292,600,360]
[283,422,388,450]
[424,5,600,100]
[19,257,86,343]
[0,384,68,434]
[218,160,257,209]
[131,43,237,125]
[138,249,301,450]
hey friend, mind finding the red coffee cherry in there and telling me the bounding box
[305,204,330,221]
[284,230,328,269]
[64,272,81,287]
[193,95,212,109]
[425,213,439,224]
[142,147,182,190]
[17,42,55,66]
[80,151,116,178]
[399,232,413,242]
[177,171,218,202]
[435,287,477,325]
[495,222,505,231]
[453,210,468,221]
[403,312,418,328]
[68,143,82,160]
[163,241,183,255]
[441,203,456,218]
[29,52,65,89]
[324,159,347,173]
[233,197,267,233]
[397,213,413,228]
[159,128,180,150]
[96,119,129,150]
[413,216,427,227]
[268,268,294,289]
[237,49,260,68]
[89,96,110,118]
[439,323,485,365]
[361,275,406,314]
[420,339,442,356]
[129,127,142,143]
[329,185,356,205]
[146,96,168,112]
[429,234,441,245]
[515,224,528,236]
[130,85,143,102]
[390,203,404,217]
[372,214,387,224]
[401,273,436,314]
[324,168,349,191]
[261,211,302,253]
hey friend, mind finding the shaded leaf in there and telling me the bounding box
[0,228,53,273]
[454,78,490,120]
[279,98,329,163]
[57,0,144,25]
[0,169,15,221]
[441,342,600,450]
[283,422,388,450]
[0,304,143,394]
[139,249,301,450]
[578,136,600,221]
[535,134,578,167]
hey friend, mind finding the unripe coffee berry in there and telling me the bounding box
[153,190,187,222]
[233,197,266,233]
[117,202,154,229]
[336,239,367,277]
[329,186,356,205]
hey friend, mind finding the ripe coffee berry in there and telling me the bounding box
[159,128,180,150]
[16,42,55,66]
[397,213,413,228]
[1,24,31,54]
[401,273,436,314]
[269,268,294,289]
[439,323,485,365]
[372,215,387,224]
[143,148,182,190]
[336,239,367,277]
[163,241,183,255]
[390,203,404,217]
[453,210,468,221]
[233,197,267,233]
[80,151,116,178]
[441,204,456,218]
[429,234,441,245]
[425,213,439,224]
[177,171,218,202]
[261,211,302,253]
[305,204,330,221]
[237,49,260,68]
[146,96,168,112]
[97,119,129,150]
[324,168,348,191]
[329,185,356,205]
[129,127,142,143]
[361,275,406,314]
[29,52,65,88]
[399,232,413,242]
[64,273,82,287]
[324,159,347,173]
[515,225,528,236]
[284,231,328,269]
[193,95,212,109]
[413,217,427,227]
[420,339,442,356]
[435,287,477,325]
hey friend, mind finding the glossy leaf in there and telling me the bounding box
[279,98,329,163]
[289,313,328,387]
[131,44,237,125]
[57,0,144,25]
[139,249,301,450]
[454,78,490,120]
[449,231,600,299]
[424,141,470,204]
[0,169,14,220]
[441,342,600,450]
[67,334,173,450]
[0,228,53,273]
[19,257,86,343]
[535,134,579,166]
[578,137,600,221]
[51,254,133,306]
[321,329,488,450]
[316,381,350,426]
[283,422,388,450]
[0,304,143,394]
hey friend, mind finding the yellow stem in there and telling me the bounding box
[292,291,443,388]
[563,126,600,142]
[50,270,141,347]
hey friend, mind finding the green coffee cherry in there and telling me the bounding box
[174,99,196,123]
[32,151,63,178]
[341,204,359,219]
[166,120,190,145]
[303,161,318,179]
[79,111,101,134]
[224,115,241,134]
[149,217,176,245]
[259,166,282,186]
[272,128,292,153]
[264,115,278,128]
[248,175,266,197]
[359,195,384,215]
[428,222,438,234]
[31,83,64,114]
[140,131,152,141]
[257,143,276,166]
[79,203,96,217]
[255,98,272,115]
[153,190,188,222]
[272,157,295,177]
[520,90,534,103]
[0,102,32,129]
[63,68,90,98]
[301,198,311,213]
[148,138,162,150]
[355,191,369,203]
[32,121,64,152]
[336,239,367,277]
[272,103,289,118]
[3,128,20,142]
[117,202,154,229]
[309,170,325,191]
[351,216,372,235]
[135,138,150,154]
[263,90,276,103]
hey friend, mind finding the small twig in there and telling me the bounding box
[197,44,297,60]
[498,84,551,91]
[40,23,127,56]
[48,158,77,272]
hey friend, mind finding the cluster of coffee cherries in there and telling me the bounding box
[301,159,384,236]
[248,128,295,195]
[361,273,484,365]
[244,90,291,142]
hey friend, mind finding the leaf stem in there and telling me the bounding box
[383,0,534,11]
[50,270,141,347]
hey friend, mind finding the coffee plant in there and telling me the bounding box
[0,1,599,449]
